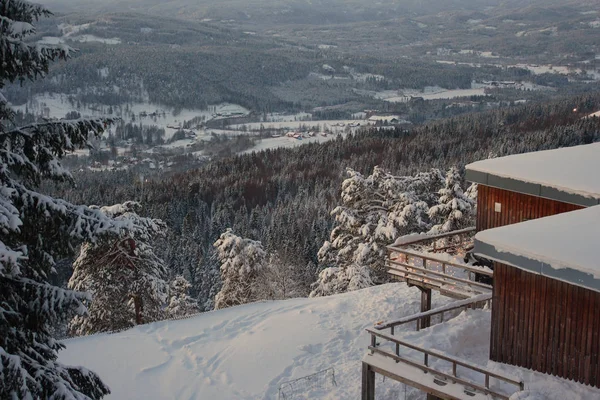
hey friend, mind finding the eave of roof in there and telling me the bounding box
[465,168,600,207]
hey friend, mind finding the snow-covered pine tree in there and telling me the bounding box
[166,275,200,318]
[0,2,134,398]
[68,202,169,335]
[428,166,474,234]
[465,182,478,226]
[311,167,437,297]
[213,229,266,309]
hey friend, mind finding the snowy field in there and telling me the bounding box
[241,134,341,154]
[12,93,249,141]
[228,119,368,131]
[38,22,122,45]
[59,284,598,400]
[371,86,488,103]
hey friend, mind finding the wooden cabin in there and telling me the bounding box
[466,143,600,388]
[363,143,600,400]
[474,206,600,387]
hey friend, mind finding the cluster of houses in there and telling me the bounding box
[282,131,330,140]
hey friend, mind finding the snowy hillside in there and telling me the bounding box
[59,284,599,400]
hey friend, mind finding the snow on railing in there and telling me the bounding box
[386,227,493,299]
[365,295,523,400]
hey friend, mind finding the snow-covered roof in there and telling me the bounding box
[474,205,600,293]
[466,143,600,207]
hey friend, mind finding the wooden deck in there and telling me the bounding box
[387,228,493,300]
[362,295,523,400]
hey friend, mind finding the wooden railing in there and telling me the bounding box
[386,228,493,299]
[365,295,524,400]
[389,227,476,253]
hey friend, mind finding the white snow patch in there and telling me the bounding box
[59,284,600,399]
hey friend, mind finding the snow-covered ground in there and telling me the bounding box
[12,93,249,141]
[240,134,341,154]
[369,85,488,103]
[38,22,122,45]
[59,284,599,400]
[229,119,367,131]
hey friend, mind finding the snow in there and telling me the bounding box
[586,110,600,118]
[60,284,450,399]
[229,119,364,131]
[372,85,487,103]
[475,205,600,281]
[240,134,340,154]
[58,284,599,399]
[12,93,249,141]
[466,143,600,200]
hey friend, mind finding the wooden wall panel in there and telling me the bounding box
[476,185,583,232]
[491,263,600,387]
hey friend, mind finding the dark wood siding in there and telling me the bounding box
[476,185,583,232]
[491,263,600,387]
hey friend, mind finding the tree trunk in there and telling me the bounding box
[133,295,143,325]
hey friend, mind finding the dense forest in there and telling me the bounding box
[53,91,600,311]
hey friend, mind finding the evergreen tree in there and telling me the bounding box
[428,166,474,234]
[166,275,200,318]
[68,202,169,335]
[312,167,437,297]
[0,2,123,398]
[213,229,265,309]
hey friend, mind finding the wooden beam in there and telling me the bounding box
[420,288,432,330]
[362,362,375,400]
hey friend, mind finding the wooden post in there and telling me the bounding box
[420,288,432,330]
[362,362,375,400]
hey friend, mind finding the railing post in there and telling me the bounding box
[485,374,490,389]
[362,362,376,400]
[421,288,432,329]
[424,353,429,367]
[370,334,376,354]
[452,362,457,383]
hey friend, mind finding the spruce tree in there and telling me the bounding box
[68,202,169,335]
[0,2,126,398]
[213,229,265,309]
[312,167,437,297]
[166,275,200,318]
[428,166,474,234]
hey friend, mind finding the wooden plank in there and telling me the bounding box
[525,267,536,370]
[590,292,600,387]
[388,261,493,289]
[546,278,558,375]
[557,281,570,378]
[390,250,493,276]
[368,347,516,399]
[582,289,592,385]
[365,358,483,400]
[475,185,584,231]
[516,268,527,367]
[535,270,548,372]
[361,362,375,400]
